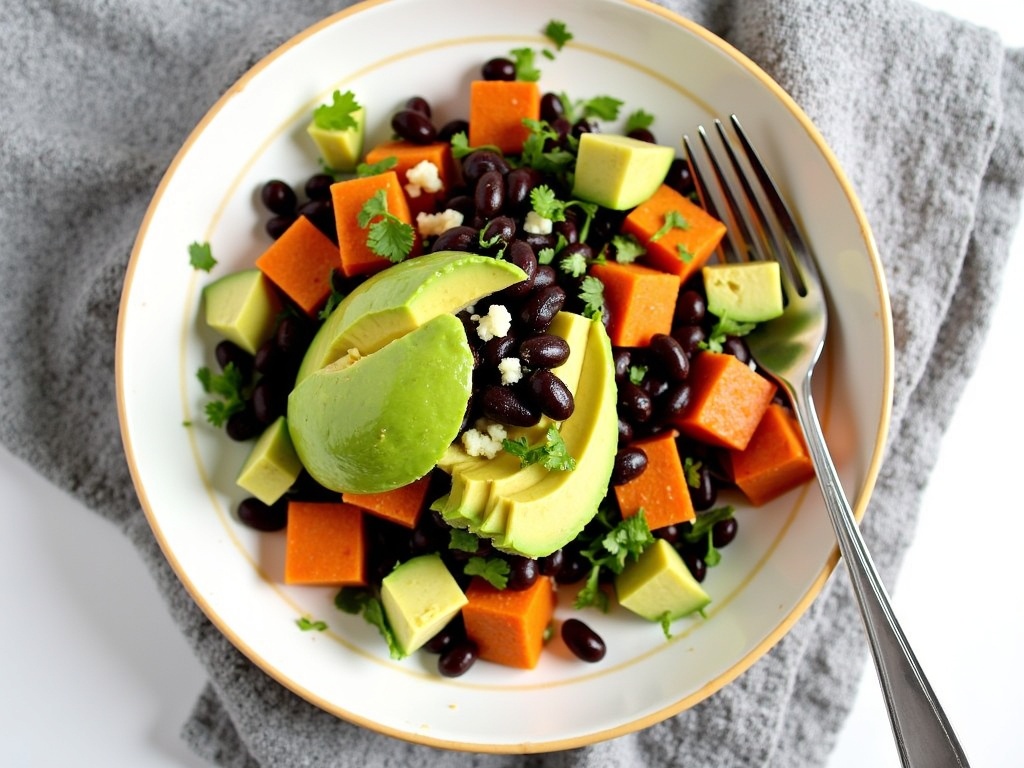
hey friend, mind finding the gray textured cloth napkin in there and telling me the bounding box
[2,0,1022,765]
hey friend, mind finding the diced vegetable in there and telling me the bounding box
[462,575,555,669]
[284,501,366,585]
[202,268,281,354]
[235,416,303,505]
[330,171,418,277]
[254,215,340,317]
[674,351,776,451]
[621,184,726,282]
[728,403,815,505]
[614,429,696,529]
[342,475,432,529]
[468,80,541,153]
[588,260,679,346]
[380,554,467,655]
[363,140,456,218]
[615,538,710,623]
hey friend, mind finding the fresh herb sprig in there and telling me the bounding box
[196,362,246,427]
[357,189,415,263]
[575,507,654,611]
[503,426,576,471]
[313,89,362,132]
[335,587,405,659]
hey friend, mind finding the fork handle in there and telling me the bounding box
[791,377,970,768]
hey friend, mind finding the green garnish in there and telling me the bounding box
[557,92,624,123]
[624,109,656,134]
[676,245,696,263]
[559,249,588,278]
[683,457,702,488]
[335,587,404,659]
[449,528,481,553]
[529,185,598,241]
[357,189,415,263]
[312,89,361,132]
[658,611,674,640]
[575,507,654,611]
[544,20,573,49]
[702,315,757,352]
[449,131,503,160]
[356,155,398,177]
[318,272,346,321]
[683,505,735,568]
[464,556,510,589]
[510,47,541,82]
[650,210,690,242]
[188,241,216,272]
[628,365,647,385]
[196,362,245,427]
[610,233,645,264]
[503,426,577,472]
[578,274,606,319]
[296,616,328,632]
[519,120,577,176]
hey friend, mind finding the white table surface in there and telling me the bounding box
[3,2,1022,766]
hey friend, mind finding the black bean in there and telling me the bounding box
[683,552,707,582]
[260,179,297,215]
[473,169,505,219]
[215,340,253,377]
[539,92,565,122]
[480,333,517,368]
[444,193,475,220]
[571,118,594,138]
[655,524,681,545]
[430,225,477,253]
[253,338,282,375]
[531,264,557,290]
[618,381,653,423]
[611,446,648,485]
[423,616,464,654]
[672,324,706,356]
[438,118,470,143]
[462,150,509,184]
[274,315,311,357]
[522,230,558,253]
[675,289,706,325]
[481,57,516,81]
[642,374,669,399]
[265,214,294,240]
[297,199,335,240]
[225,408,261,442]
[721,335,751,364]
[404,95,431,117]
[505,167,543,214]
[561,618,606,663]
[304,173,335,201]
[650,333,690,381]
[526,369,574,421]
[496,239,537,300]
[519,284,566,334]
[555,548,590,585]
[665,157,696,197]
[506,556,540,590]
[689,464,717,511]
[237,496,287,531]
[480,215,516,250]
[438,639,479,677]
[539,549,563,577]
[612,348,632,381]
[659,381,692,418]
[391,108,436,144]
[481,385,540,427]
[617,417,634,445]
[251,378,286,424]
[712,517,738,548]
[627,127,656,143]
[519,334,569,369]
[553,217,579,245]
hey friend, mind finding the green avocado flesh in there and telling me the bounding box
[380,553,467,656]
[440,314,618,558]
[202,268,281,355]
[287,313,473,494]
[703,262,784,323]
[615,538,711,622]
[571,133,675,211]
[296,251,527,384]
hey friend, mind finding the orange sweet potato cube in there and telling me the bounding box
[621,184,726,283]
[468,80,541,154]
[615,430,696,530]
[363,140,456,218]
[284,501,366,585]
[462,576,555,669]
[730,403,815,506]
[254,215,340,316]
[342,475,431,529]
[589,260,680,346]
[330,171,418,278]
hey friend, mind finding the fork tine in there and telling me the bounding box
[682,133,742,263]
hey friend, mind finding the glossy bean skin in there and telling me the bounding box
[505,167,543,214]
[438,639,479,677]
[518,334,569,368]
[237,497,287,531]
[713,517,738,547]
[430,225,477,253]
[480,333,517,368]
[530,264,558,291]
[481,57,516,81]
[391,108,436,144]
[215,339,253,378]
[404,95,431,117]
[527,369,574,421]
[519,284,566,334]
[260,179,297,215]
[672,324,706,356]
[611,446,648,485]
[473,169,505,219]
[438,118,470,143]
[675,288,706,325]
[540,91,565,122]
[481,385,541,427]
[497,240,538,300]
[618,381,653,423]
[506,556,540,590]
[461,150,509,184]
[225,408,261,442]
[480,215,516,251]
[561,618,606,663]
[689,463,717,511]
[649,333,689,381]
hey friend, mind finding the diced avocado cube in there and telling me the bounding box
[202,268,282,355]
[703,262,784,323]
[381,554,468,656]
[615,538,711,622]
[571,133,675,210]
[306,106,366,173]
[236,416,303,505]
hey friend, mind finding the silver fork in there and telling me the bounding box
[683,116,970,768]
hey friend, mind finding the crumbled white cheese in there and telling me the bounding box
[498,357,523,385]
[524,210,553,235]
[461,420,508,459]
[475,304,512,342]
[416,208,464,237]
[404,160,444,198]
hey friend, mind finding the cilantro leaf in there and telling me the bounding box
[520,120,577,175]
[574,507,654,610]
[544,20,573,49]
[449,131,504,160]
[610,234,645,264]
[683,456,702,488]
[659,611,674,640]
[559,249,588,278]
[503,426,576,471]
[650,210,690,242]
[624,109,656,134]
[356,155,398,177]
[701,315,757,352]
[335,587,405,659]
[628,365,647,385]
[196,362,245,427]
[313,89,361,132]
[683,505,735,570]
[510,47,541,82]
[676,245,696,263]
[581,95,623,121]
[449,528,481,553]
[464,556,510,589]
[528,185,598,241]
[578,275,606,319]
[296,616,328,632]
[357,189,415,263]
[537,246,557,265]
[318,272,346,321]
[188,241,216,271]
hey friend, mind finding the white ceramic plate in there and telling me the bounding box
[116,0,893,752]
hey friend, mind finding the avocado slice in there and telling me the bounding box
[497,317,618,558]
[287,313,474,494]
[306,105,366,173]
[380,553,467,656]
[571,133,676,210]
[615,538,711,622]
[202,268,282,355]
[296,251,526,384]
[703,262,784,323]
[235,416,303,505]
